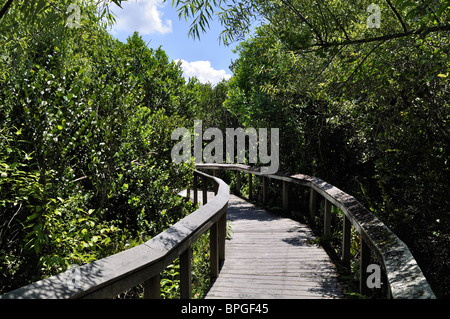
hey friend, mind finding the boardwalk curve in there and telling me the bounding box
[2,167,434,299]
[205,194,343,299]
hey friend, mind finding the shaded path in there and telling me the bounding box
[204,194,343,299]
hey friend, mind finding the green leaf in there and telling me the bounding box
[27,212,39,221]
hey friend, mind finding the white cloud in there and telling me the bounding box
[176,59,232,85]
[111,0,172,35]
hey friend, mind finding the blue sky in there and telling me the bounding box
[107,0,239,85]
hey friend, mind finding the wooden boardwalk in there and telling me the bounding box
[204,194,343,299]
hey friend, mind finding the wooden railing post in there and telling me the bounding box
[143,274,161,299]
[210,221,219,278]
[324,200,331,237]
[236,171,241,195]
[360,239,370,295]
[202,175,207,204]
[282,181,289,212]
[342,215,351,266]
[248,173,253,200]
[193,173,198,205]
[180,247,192,299]
[309,188,317,221]
[218,210,226,262]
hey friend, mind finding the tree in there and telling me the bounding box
[1,0,197,293]
[173,0,450,297]
[171,0,450,48]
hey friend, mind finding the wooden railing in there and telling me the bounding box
[196,163,436,299]
[1,170,229,299]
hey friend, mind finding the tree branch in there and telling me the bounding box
[340,41,384,89]
[295,24,450,52]
[69,151,157,184]
[319,0,350,41]
[305,46,342,90]
[278,0,325,44]
[385,0,408,32]
[0,0,14,22]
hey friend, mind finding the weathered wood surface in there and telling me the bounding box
[196,164,436,299]
[204,194,343,299]
[1,171,228,299]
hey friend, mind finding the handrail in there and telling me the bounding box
[196,163,436,299]
[1,170,229,299]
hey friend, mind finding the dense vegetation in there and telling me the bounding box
[1,0,449,299]
[175,0,449,298]
[0,0,205,296]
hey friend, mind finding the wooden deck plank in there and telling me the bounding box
[204,194,343,299]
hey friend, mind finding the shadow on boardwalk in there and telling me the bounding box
[204,194,344,299]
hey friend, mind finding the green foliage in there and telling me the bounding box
[187,79,237,129]
[179,0,450,298]
[158,232,212,299]
[191,231,211,298]
[0,0,200,295]
[2,0,448,299]
[172,0,450,48]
